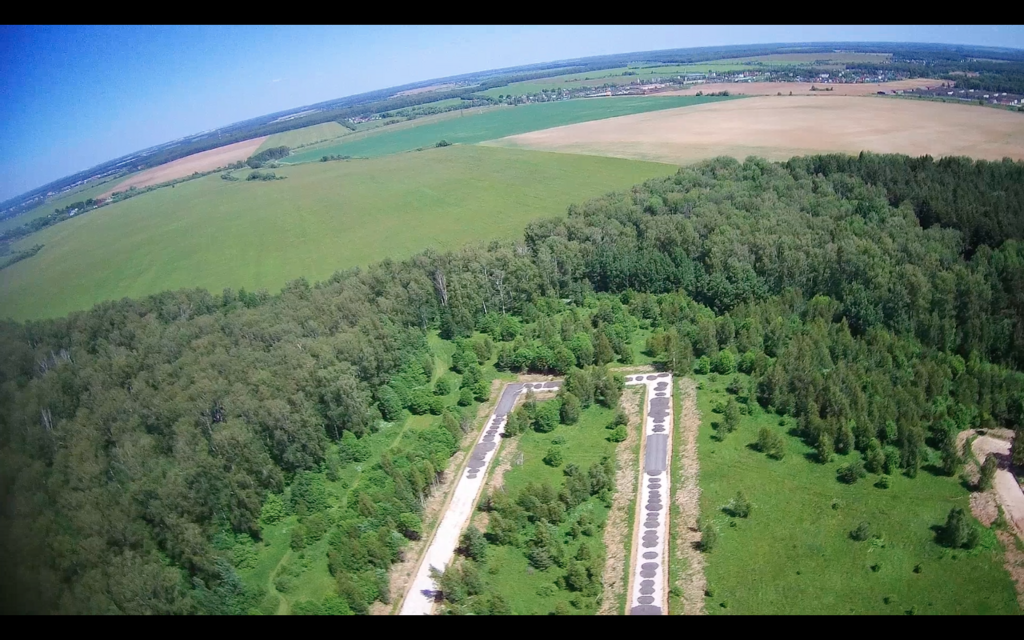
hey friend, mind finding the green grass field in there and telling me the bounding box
[0,177,128,233]
[0,145,675,321]
[285,96,737,163]
[258,122,350,152]
[473,403,618,615]
[693,372,1020,615]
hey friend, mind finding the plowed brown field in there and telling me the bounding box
[99,136,267,198]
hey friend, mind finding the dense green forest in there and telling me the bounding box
[2,152,1024,614]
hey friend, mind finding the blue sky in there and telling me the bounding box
[2,25,1022,202]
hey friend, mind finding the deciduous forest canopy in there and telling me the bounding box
[2,152,1024,614]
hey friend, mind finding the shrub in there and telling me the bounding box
[850,521,871,541]
[608,425,627,443]
[979,456,997,491]
[939,507,980,549]
[756,427,785,460]
[459,526,488,562]
[543,447,564,467]
[433,377,452,396]
[533,400,560,433]
[458,387,474,407]
[726,491,751,518]
[559,392,581,425]
[290,525,306,551]
[837,460,867,484]
[875,474,892,489]
[699,520,718,552]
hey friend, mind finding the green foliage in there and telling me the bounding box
[726,491,752,518]
[939,508,981,549]
[260,493,286,525]
[398,513,423,540]
[695,355,712,375]
[559,392,581,425]
[699,519,718,552]
[837,460,867,484]
[755,427,786,460]
[459,526,488,563]
[533,400,561,433]
[291,472,329,515]
[1013,430,1024,468]
[608,425,628,443]
[850,521,872,542]
[543,447,564,467]
[458,387,474,406]
[290,526,307,551]
[816,432,835,464]
[338,431,371,464]
[433,377,452,396]
[979,456,998,492]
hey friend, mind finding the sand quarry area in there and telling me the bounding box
[99,136,267,199]
[485,94,1024,165]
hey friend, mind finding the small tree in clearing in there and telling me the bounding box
[756,427,785,460]
[979,455,998,492]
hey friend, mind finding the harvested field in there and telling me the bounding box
[98,137,267,198]
[487,95,1024,165]
[658,78,947,97]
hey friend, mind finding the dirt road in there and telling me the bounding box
[398,380,560,615]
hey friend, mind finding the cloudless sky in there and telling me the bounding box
[2,25,1022,202]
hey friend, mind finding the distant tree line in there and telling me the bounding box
[246,146,290,169]
[0,244,44,271]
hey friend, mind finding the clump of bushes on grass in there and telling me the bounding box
[938,507,981,550]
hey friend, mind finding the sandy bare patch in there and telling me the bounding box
[657,79,947,98]
[995,530,1024,609]
[486,95,1024,165]
[672,377,706,615]
[971,491,1000,528]
[971,435,1024,539]
[99,137,268,198]
[598,385,643,615]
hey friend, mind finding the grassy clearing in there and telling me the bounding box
[0,145,675,321]
[477,403,618,615]
[284,96,736,163]
[258,122,351,152]
[693,372,1020,615]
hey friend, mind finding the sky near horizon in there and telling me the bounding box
[2,24,1022,202]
